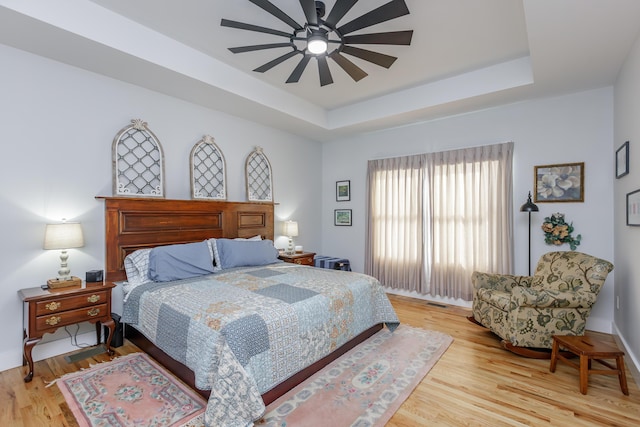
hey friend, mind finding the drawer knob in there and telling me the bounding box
[88,308,100,317]
[45,301,61,311]
[45,316,61,326]
[87,295,100,303]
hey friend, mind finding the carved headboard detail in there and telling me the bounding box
[98,197,275,283]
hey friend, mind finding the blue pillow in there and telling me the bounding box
[215,239,280,269]
[148,241,214,282]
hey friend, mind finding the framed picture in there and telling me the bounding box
[334,209,352,226]
[627,189,640,226]
[336,180,351,201]
[616,141,629,178]
[534,162,584,203]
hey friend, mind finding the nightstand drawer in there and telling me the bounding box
[35,303,108,332]
[293,256,314,265]
[35,290,109,316]
[279,251,316,266]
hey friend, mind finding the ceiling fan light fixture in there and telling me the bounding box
[307,33,328,55]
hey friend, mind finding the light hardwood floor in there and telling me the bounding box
[1,294,638,426]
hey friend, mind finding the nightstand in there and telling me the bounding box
[18,282,116,382]
[279,251,316,266]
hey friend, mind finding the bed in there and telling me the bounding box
[100,197,399,426]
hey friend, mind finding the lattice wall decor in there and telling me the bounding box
[112,119,165,197]
[190,135,227,200]
[245,146,273,202]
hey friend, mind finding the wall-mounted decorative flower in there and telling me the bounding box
[541,213,581,250]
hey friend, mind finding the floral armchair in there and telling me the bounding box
[470,251,613,356]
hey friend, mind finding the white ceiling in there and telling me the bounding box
[1,0,639,141]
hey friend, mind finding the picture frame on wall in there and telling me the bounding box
[534,162,584,203]
[336,180,351,201]
[334,209,352,226]
[616,141,629,178]
[627,189,640,226]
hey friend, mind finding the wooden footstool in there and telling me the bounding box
[550,333,629,395]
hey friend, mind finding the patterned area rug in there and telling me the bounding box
[57,353,205,427]
[258,325,453,427]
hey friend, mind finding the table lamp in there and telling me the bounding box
[43,221,84,288]
[283,220,298,255]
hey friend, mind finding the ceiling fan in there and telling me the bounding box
[221,0,413,86]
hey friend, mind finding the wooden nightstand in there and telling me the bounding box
[279,251,316,266]
[18,282,116,382]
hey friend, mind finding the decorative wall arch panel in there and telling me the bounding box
[112,119,165,197]
[245,146,273,202]
[190,135,227,200]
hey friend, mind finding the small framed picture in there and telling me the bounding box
[334,209,352,226]
[627,189,640,226]
[534,162,584,203]
[336,180,351,202]
[616,141,629,178]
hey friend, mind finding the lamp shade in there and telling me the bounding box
[43,223,84,250]
[519,191,539,212]
[283,220,299,237]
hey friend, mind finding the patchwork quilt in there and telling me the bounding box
[122,263,399,427]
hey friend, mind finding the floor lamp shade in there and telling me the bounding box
[520,192,539,276]
[44,222,84,281]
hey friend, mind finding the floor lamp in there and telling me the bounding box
[520,191,539,276]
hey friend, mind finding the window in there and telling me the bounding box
[365,142,513,300]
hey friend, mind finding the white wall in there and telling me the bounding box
[321,88,616,332]
[0,43,322,372]
[613,29,640,373]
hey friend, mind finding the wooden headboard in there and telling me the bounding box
[99,197,275,283]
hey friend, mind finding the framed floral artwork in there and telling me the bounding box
[534,162,584,203]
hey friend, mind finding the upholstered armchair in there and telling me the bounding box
[470,251,613,357]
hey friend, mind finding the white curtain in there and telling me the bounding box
[366,142,514,301]
[365,155,428,293]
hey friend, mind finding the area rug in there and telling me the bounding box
[56,352,205,427]
[257,325,453,427]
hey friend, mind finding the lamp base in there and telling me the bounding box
[47,276,81,289]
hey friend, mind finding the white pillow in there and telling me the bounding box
[122,248,152,297]
[234,235,262,241]
[207,239,223,272]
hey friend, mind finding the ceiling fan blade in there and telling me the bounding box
[317,56,334,86]
[299,0,318,26]
[324,0,359,28]
[341,45,397,68]
[287,55,312,83]
[338,0,410,35]
[249,0,303,30]
[221,19,292,38]
[229,43,293,54]
[344,30,413,46]
[329,51,368,82]
[254,50,301,73]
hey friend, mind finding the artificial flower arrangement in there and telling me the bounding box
[541,212,581,250]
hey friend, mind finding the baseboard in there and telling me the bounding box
[383,287,472,308]
[613,323,640,388]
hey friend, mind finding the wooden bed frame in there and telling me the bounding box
[99,196,382,404]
